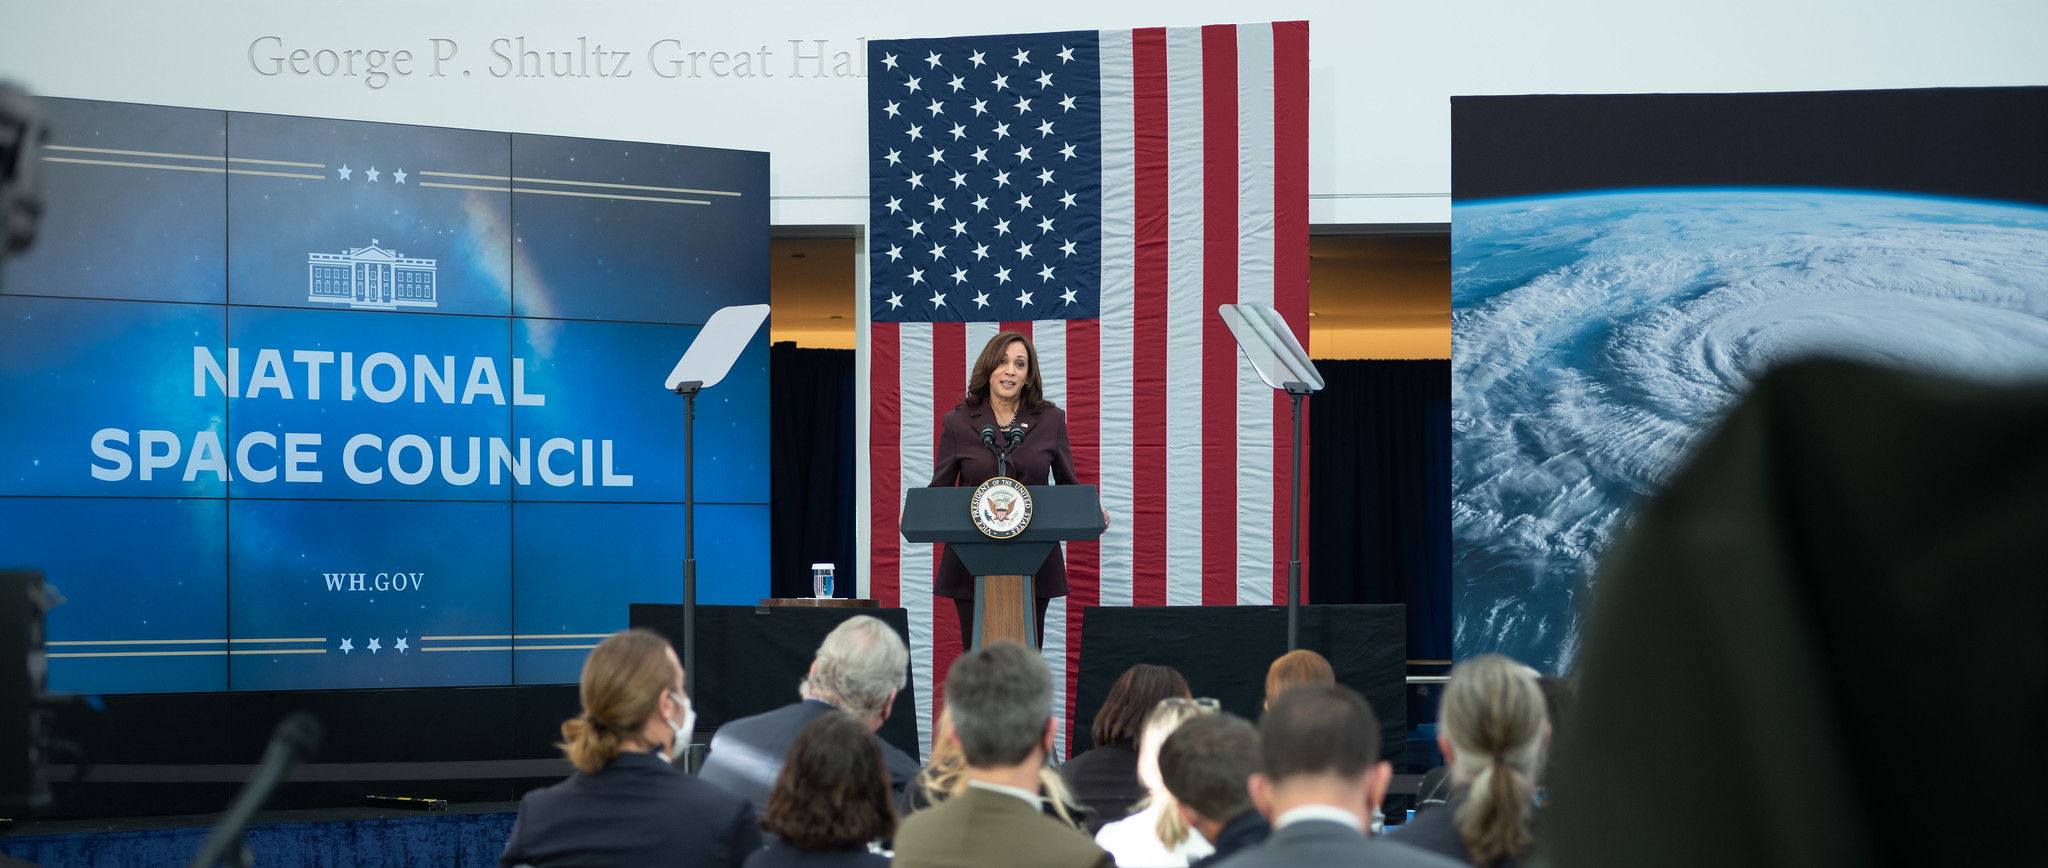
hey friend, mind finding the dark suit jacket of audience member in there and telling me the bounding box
[742,840,889,868]
[1206,819,1465,868]
[700,699,922,814]
[1188,811,1271,868]
[893,787,1113,868]
[1057,743,1144,833]
[1389,787,1534,868]
[498,750,761,868]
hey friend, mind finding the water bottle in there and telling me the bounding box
[812,563,835,599]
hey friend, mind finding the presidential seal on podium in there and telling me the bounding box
[971,476,1033,539]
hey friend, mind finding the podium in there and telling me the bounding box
[902,485,1106,649]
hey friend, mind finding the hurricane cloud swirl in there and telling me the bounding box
[1451,190,2048,671]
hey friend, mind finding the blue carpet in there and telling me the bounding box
[1,811,516,868]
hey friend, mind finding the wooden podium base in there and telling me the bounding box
[973,574,1035,650]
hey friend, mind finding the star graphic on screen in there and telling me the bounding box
[1061,287,1080,306]
[368,637,382,653]
[392,168,407,184]
[395,637,409,652]
[1057,46,1075,63]
[928,291,947,307]
[339,638,353,654]
[1017,289,1035,307]
[337,165,352,180]
[886,292,904,309]
[366,166,381,182]
[974,291,992,308]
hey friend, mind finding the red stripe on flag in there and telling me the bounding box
[1062,319,1102,752]
[1130,26,1170,608]
[930,322,968,729]
[1200,24,1241,606]
[1000,321,1032,338]
[871,322,902,609]
[1272,20,1311,604]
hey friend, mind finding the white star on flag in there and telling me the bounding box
[1060,287,1080,305]
[928,291,947,307]
[886,292,904,309]
[974,291,992,308]
[1016,289,1034,306]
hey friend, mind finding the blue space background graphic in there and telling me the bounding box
[0,98,770,692]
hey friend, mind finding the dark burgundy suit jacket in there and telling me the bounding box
[927,400,1079,599]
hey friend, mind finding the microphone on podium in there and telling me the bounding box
[980,425,1000,451]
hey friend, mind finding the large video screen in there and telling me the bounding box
[1,99,770,692]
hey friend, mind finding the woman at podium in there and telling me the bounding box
[928,330,1087,650]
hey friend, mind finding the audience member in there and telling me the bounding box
[893,641,1113,868]
[1158,713,1270,868]
[1262,649,1335,709]
[745,710,896,868]
[701,616,919,814]
[903,707,1085,828]
[1389,655,1546,868]
[1061,663,1192,831]
[1209,684,1460,868]
[499,629,761,868]
[1094,698,1219,867]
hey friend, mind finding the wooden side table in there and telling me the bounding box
[758,598,878,608]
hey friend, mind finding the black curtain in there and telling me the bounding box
[1305,359,1451,661]
[769,344,856,599]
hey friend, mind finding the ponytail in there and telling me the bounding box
[557,629,677,773]
[559,715,624,774]
[1440,654,1546,867]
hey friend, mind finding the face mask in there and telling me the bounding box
[662,690,697,765]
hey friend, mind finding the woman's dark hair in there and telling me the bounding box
[760,710,898,850]
[1090,664,1191,748]
[960,331,1046,409]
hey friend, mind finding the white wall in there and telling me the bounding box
[4,0,2046,226]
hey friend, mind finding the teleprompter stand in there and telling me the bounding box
[664,303,770,696]
[1219,304,1323,651]
[901,485,1105,649]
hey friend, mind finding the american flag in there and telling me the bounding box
[865,23,1310,758]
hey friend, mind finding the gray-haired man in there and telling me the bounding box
[698,615,917,812]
